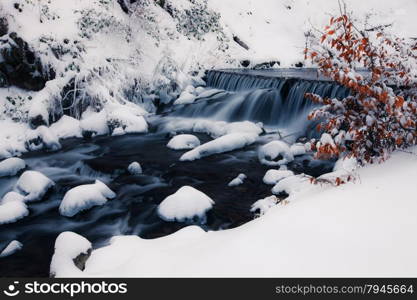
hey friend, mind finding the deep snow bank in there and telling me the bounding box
[51,148,417,277]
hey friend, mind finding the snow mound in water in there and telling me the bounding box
[272,175,310,195]
[167,134,201,150]
[157,186,214,222]
[26,126,61,152]
[0,240,23,258]
[250,195,279,216]
[263,169,294,185]
[59,180,116,217]
[108,107,148,135]
[174,91,196,105]
[258,141,294,166]
[290,143,307,156]
[128,162,142,175]
[228,173,247,187]
[0,158,26,177]
[50,116,83,139]
[80,109,109,137]
[1,192,25,204]
[15,171,55,202]
[180,133,257,161]
[50,232,92,277]
[0,200,29,225]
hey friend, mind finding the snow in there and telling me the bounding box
[1,192,25,204]
[0,240,23,258]
[157,186,214,222]
[59,180,116,217]
[14,171,55,202]
[174,91,196,105]
[258,140,294,166]
[36,126,62,151]
[128,162,142,175]
[271,174,310,196]
[250,195,279,216]
[107,107,148,135]
[0,158,26,177]
[80,109,109,137]
[228,173,247,187]
[51,147,417,277]
[49,116,83,139]
[167,134,201,150]
[50,232,92,277]
[290,143,307,156]
[180,132,258,161]
[263,169,294,185]
[0,200,29,225]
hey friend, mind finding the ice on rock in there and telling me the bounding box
[263,169,294,185]
[1,192,25,204]
[228,173,247,187]
[15,171,55,202]
[0,200,29,225]
[167,134,201,150]
[49,116,83,139]
[290,143,307,156]
[258,141,294,166]
[128,162,142,175]
[108,107,148,135]
[271,174,309,195]
[0,158,26,177]
[157,186,214,222]
[0,240,23,258]
[180,133,257,161]
[59,180,116,217]
[250,195,279,216]
[50,232,92,277]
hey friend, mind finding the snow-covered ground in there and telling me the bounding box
[51,147,417,277]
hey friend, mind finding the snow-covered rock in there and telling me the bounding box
[263,169,294,185]
[108,107,148,135]
[271,174,310,195]
[49,116,83,139]
[50,232,92,277]
[25,126,61,152]
[157,186,214,222]
[15,171,54,202]
[0,240,23,258]
[290,143,307,156]
[0,158,26,177]
[59,180,116,217]
[228,173,247,187]
[174,91,196,105]
[1,192,25,204]
[167,134,200,150]
[180,133,257,161]
[316,157,359,184]
[128,162,142,175]
[80,109,109,137]
[258,140,294,166]
[0,200,29,225]
[250,195,279,216]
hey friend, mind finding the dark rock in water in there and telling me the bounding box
[240,60,251,68]
[0,17,8,36]
[0,32,54,91]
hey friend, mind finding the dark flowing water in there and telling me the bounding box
[0,69,341,277]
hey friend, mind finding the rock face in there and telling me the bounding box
[0,32,54,91]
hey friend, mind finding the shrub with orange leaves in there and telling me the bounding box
[305,11,417,164]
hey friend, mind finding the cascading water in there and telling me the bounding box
[169,70,349,137]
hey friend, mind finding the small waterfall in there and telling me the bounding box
[170,70,349,137]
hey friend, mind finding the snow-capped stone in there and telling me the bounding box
[1,192,25,204]
[180,133,257,161]
[49,116,83,139]
[174,91,196,105]
[0,200,29,225]
[15,171,54,202]
[80,109,109,137]
[167,134,201,150]
[0,157,26,177]
[290,143,307,156]
[263,169,294,185]
[37,126,62,151]
[228,173,247,187]
[250,195,279,215]
[258,140,294,166]
[59,180,116,217]
[157,186,214,222]
[50,232,92,277]
[271,175,309,195]
[128,162,142,175]
[0,240,23,258]
[108,107,148,135]
[195,86,206,95]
